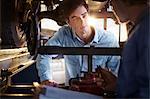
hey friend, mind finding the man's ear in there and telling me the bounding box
[66,19,70,25]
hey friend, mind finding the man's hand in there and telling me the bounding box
[41,80,58,87]
[99,68,117,92]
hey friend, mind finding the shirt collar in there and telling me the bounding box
[71,26,99,45]
[90,26,99,44]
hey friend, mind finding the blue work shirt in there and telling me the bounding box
[117,7,150,98]
[36,25,120,84]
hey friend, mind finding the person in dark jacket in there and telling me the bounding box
[111,0,150,98]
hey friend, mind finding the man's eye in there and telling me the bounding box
[71,17,77,21]
[71,19,76,22]
[82,14,87,18]
[83,15,86,18]
[73,17,80,22]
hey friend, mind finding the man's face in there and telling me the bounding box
[111,0,129,23]
[67,5,91,40]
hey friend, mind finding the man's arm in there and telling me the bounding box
[101,30,120,76]
[36,54,53,83]
[36,28,65,85]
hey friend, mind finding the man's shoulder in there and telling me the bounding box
[58,25,71,32]
[93,26,118,46]
[54,25,73,38]
[94,26,115,39]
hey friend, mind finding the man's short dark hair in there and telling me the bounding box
[62,0,89,20]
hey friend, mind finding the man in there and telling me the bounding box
[36,0,120,86]
[111,0,149,97]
